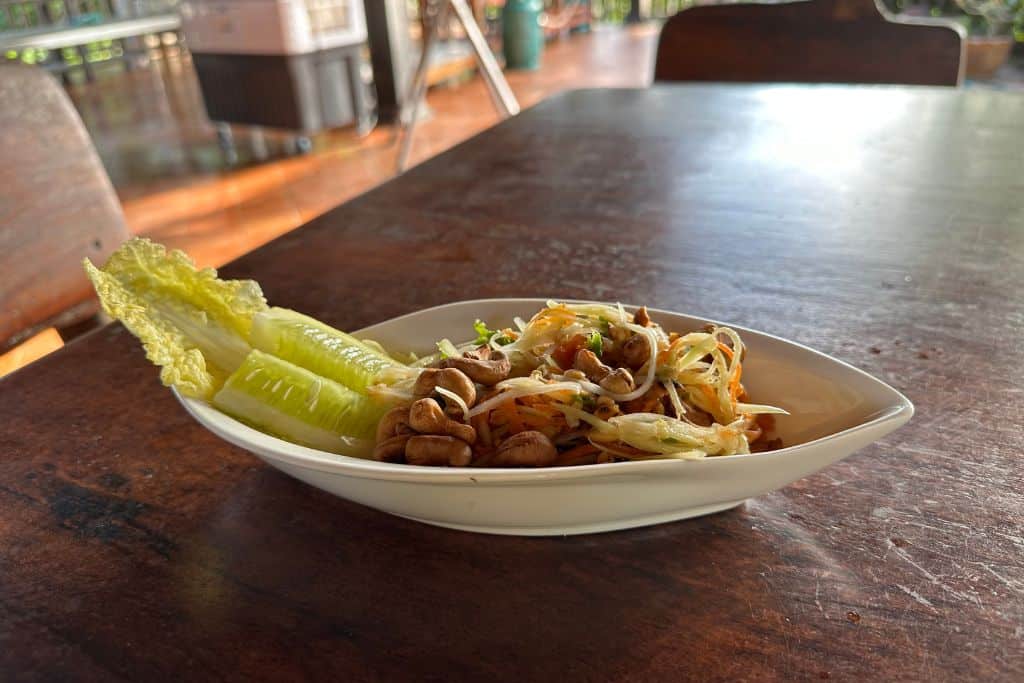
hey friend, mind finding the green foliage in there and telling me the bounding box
[588,0,692,21]
[882,0,1023,37]
[589,0,1022,39]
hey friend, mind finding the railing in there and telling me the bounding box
[0,0,178,30]
[589,0,692,22]
[402,1,692,43]
[0,0,180,78]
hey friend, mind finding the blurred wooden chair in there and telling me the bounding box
[654,0,966,86]
[0,64,129,370]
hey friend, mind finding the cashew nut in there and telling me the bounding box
[607,323,631,344]
[408,398,477,444]
[464,345,492,361]
[623,383,667,414]
[405,435,472,467]
[375,406,413,442]
[373,434,410,462]
[440,349,511,386]
[573,348,611,383]
[633,306,652,327]
[594,395,620,420]
[599,367,634,394]
[492,431,557,467]
[413,367,477,408]
[621,333,651,369]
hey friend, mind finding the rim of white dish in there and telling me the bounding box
[175,298,914,484]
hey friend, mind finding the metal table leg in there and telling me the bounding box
[395,0,520,172]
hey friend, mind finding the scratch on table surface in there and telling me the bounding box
[871,506,894,519]
[821,472,846,487]
[963,650,1002,679]
[975,563,1024,595]
[889,441,962,464]
[994,531,1024,548]
[895,584,937,611]
[891,545,983,607]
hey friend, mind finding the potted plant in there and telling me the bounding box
[956,0,1024,78]
[882,0,1023,78]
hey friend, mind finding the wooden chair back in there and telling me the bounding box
[0,64,129,352]
[654,0,965,86]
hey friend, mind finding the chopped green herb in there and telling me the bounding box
[474,319,516,346]
[472,319,494,345]
[587,331,603,356]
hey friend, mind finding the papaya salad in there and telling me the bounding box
[85,238,786,468]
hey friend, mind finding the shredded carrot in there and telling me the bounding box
[501,400,525,434]
[519,404,561,421]
[659,337,684,364]
[729,362,743,401]
[518,405,557,429]
[531,403,562,416]
[521,395,563,411]
[520,412,552,429]
[699,384,717,405]
[715,342,744,403]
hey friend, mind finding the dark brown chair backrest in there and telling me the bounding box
[655,0,965,86]
[0,65,130,352]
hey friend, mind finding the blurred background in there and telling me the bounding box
[1,0,1022,375]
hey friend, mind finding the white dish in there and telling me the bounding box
[176,299,913,536]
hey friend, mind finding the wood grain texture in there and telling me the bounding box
[655,0,965,86]
[0,65,130,352]
[2,85,1023,680]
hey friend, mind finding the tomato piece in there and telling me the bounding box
[551,334,587,370]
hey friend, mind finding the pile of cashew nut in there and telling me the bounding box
[373,348,558,467]
[367,307,724,468]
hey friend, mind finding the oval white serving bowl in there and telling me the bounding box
[176,299,913,536]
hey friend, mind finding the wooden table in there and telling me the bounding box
[2,86,1023,680]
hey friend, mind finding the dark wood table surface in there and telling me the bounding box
[3,85,1023,681]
